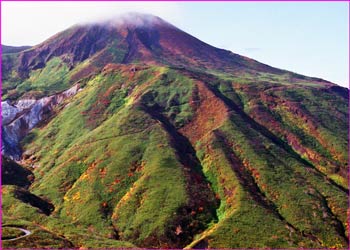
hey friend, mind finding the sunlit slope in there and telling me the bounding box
[15,64,348,248]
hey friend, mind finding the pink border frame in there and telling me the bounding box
[0,1,349,249]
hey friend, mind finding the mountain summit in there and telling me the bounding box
[4,13,329,85]
[2,13,348,249]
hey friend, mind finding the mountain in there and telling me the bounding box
[2,45,32,54]
[1,13,348,248]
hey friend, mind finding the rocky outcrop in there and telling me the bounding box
[1,84,80,160]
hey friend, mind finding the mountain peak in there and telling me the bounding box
[5,12,332,87]
[89,12,173,29]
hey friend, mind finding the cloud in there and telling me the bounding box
[2,1,184,46]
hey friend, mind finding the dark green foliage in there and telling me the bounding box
[2,156,34,187]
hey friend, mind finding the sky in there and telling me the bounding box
[1,1,349,87]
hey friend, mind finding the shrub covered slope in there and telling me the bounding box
[2,13,348,248]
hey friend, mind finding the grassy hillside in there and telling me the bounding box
[1,63,344,248]
[2,14,348,248]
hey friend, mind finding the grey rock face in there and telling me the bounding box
[1,84,80,160]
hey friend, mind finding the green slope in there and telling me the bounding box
[2,63,344,248]
[2,14,348,249]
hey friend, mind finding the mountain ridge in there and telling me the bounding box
[2,13,333,94]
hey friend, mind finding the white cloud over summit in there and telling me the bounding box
[2,1,184,46]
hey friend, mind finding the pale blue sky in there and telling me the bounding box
[177,2,349,87]
[2,1,348,87]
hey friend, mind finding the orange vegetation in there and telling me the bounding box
[179,81,229,144]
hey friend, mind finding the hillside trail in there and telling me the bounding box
[2,226,32,241]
